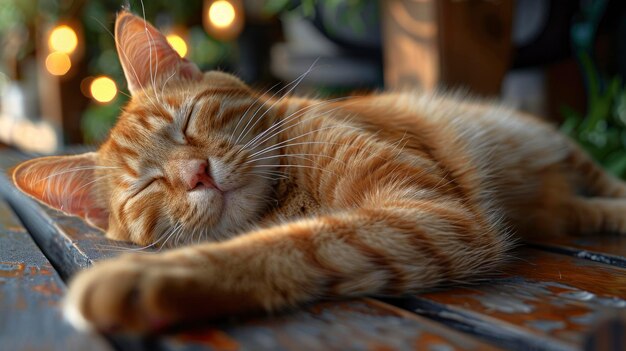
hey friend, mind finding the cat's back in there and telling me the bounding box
[337,90,570,171]
[330,90,576,231]
[273,91,574,232]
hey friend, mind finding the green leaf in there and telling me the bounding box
[301,0,315,17]
[606,153,626,177]
[559,106,583,135]
[263,0,291,15]
[616,90,626,126]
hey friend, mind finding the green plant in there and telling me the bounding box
[264,0,369,17]
[561,55,626,178]
[263,0,373,32]
[560,0,626,179]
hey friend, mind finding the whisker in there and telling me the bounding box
[248,141,343,160]
[199,228,207,245]
[247,100,359,153]
[245,153,345,166]
[139,0,158,103]
[234,59,318,145]
[254,174,281,181]
[95,232,165,253]
[250,169,288,177]
[159,222,183,251]
[248,125,361,159]
[107,223,183,252]
[160,70,177,101]
[244,96,355,152]
[228,82,281,145]
[252,164,338,176]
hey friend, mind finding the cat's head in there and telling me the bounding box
[12,11,281,246]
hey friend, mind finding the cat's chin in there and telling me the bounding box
[168,178,272,244]
[204,183,270,242]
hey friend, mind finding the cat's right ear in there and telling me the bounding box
[115,10,202,95]
[12,153,109,231]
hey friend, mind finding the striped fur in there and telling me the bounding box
[12,11,626,333]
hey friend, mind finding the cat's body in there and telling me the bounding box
[12,11,626,333]
[259,92,574,237]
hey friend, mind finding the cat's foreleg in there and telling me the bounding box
[563,197,626,235]
[566,143,626,198]
[64,199,511,333]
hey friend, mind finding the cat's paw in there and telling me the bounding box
[63,254,178,333]
[64,252,258,333]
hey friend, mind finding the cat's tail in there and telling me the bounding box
[566,142,626,198]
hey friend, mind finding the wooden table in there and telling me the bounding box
[1,149,625,351]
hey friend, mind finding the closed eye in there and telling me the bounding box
[182,102,198,138]
[132,178,161,198]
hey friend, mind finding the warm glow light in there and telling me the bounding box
[166,34,188,58]
[203,0,243,40]
[45,52,72,76]
[208,0,236,28]
[90,76,118,103]
[49,25,78,54]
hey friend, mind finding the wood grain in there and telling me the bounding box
[161,299,500,351]
[435,0,513,95]
[530,236,626,268]
[381,0,513,95]
[0,196,111,350]
[390,249,626,351]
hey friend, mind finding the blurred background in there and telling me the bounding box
[1,0,626,177]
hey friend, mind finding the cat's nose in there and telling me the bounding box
[181,159,216,191]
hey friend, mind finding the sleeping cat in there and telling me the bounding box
[12,11,626,333]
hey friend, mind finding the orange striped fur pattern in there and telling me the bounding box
[12,11,626,333]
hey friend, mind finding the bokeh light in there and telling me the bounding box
[208,0,236,29]
[48,25,78,54]
[90,76,118,103]
[166,34,188,58]
[45,52,72,76]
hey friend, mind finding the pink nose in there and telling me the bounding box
[181,159,216,191]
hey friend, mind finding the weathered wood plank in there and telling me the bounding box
[162,299,500,351]
[529,236,626,268]
[390,249,626,351]
[1,151,501,350]
[0,196,111,350]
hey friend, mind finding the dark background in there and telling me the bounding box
[1,0,625,176]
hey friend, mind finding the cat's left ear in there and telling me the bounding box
[115,10,202,95]
[12,153,109,231]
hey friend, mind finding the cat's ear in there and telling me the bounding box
[115,10,202,95]
[12,153,109,231]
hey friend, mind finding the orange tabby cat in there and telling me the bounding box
[13,11,626,333]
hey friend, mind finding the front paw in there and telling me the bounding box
[64,252,260,334]
[64,254,177,333]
